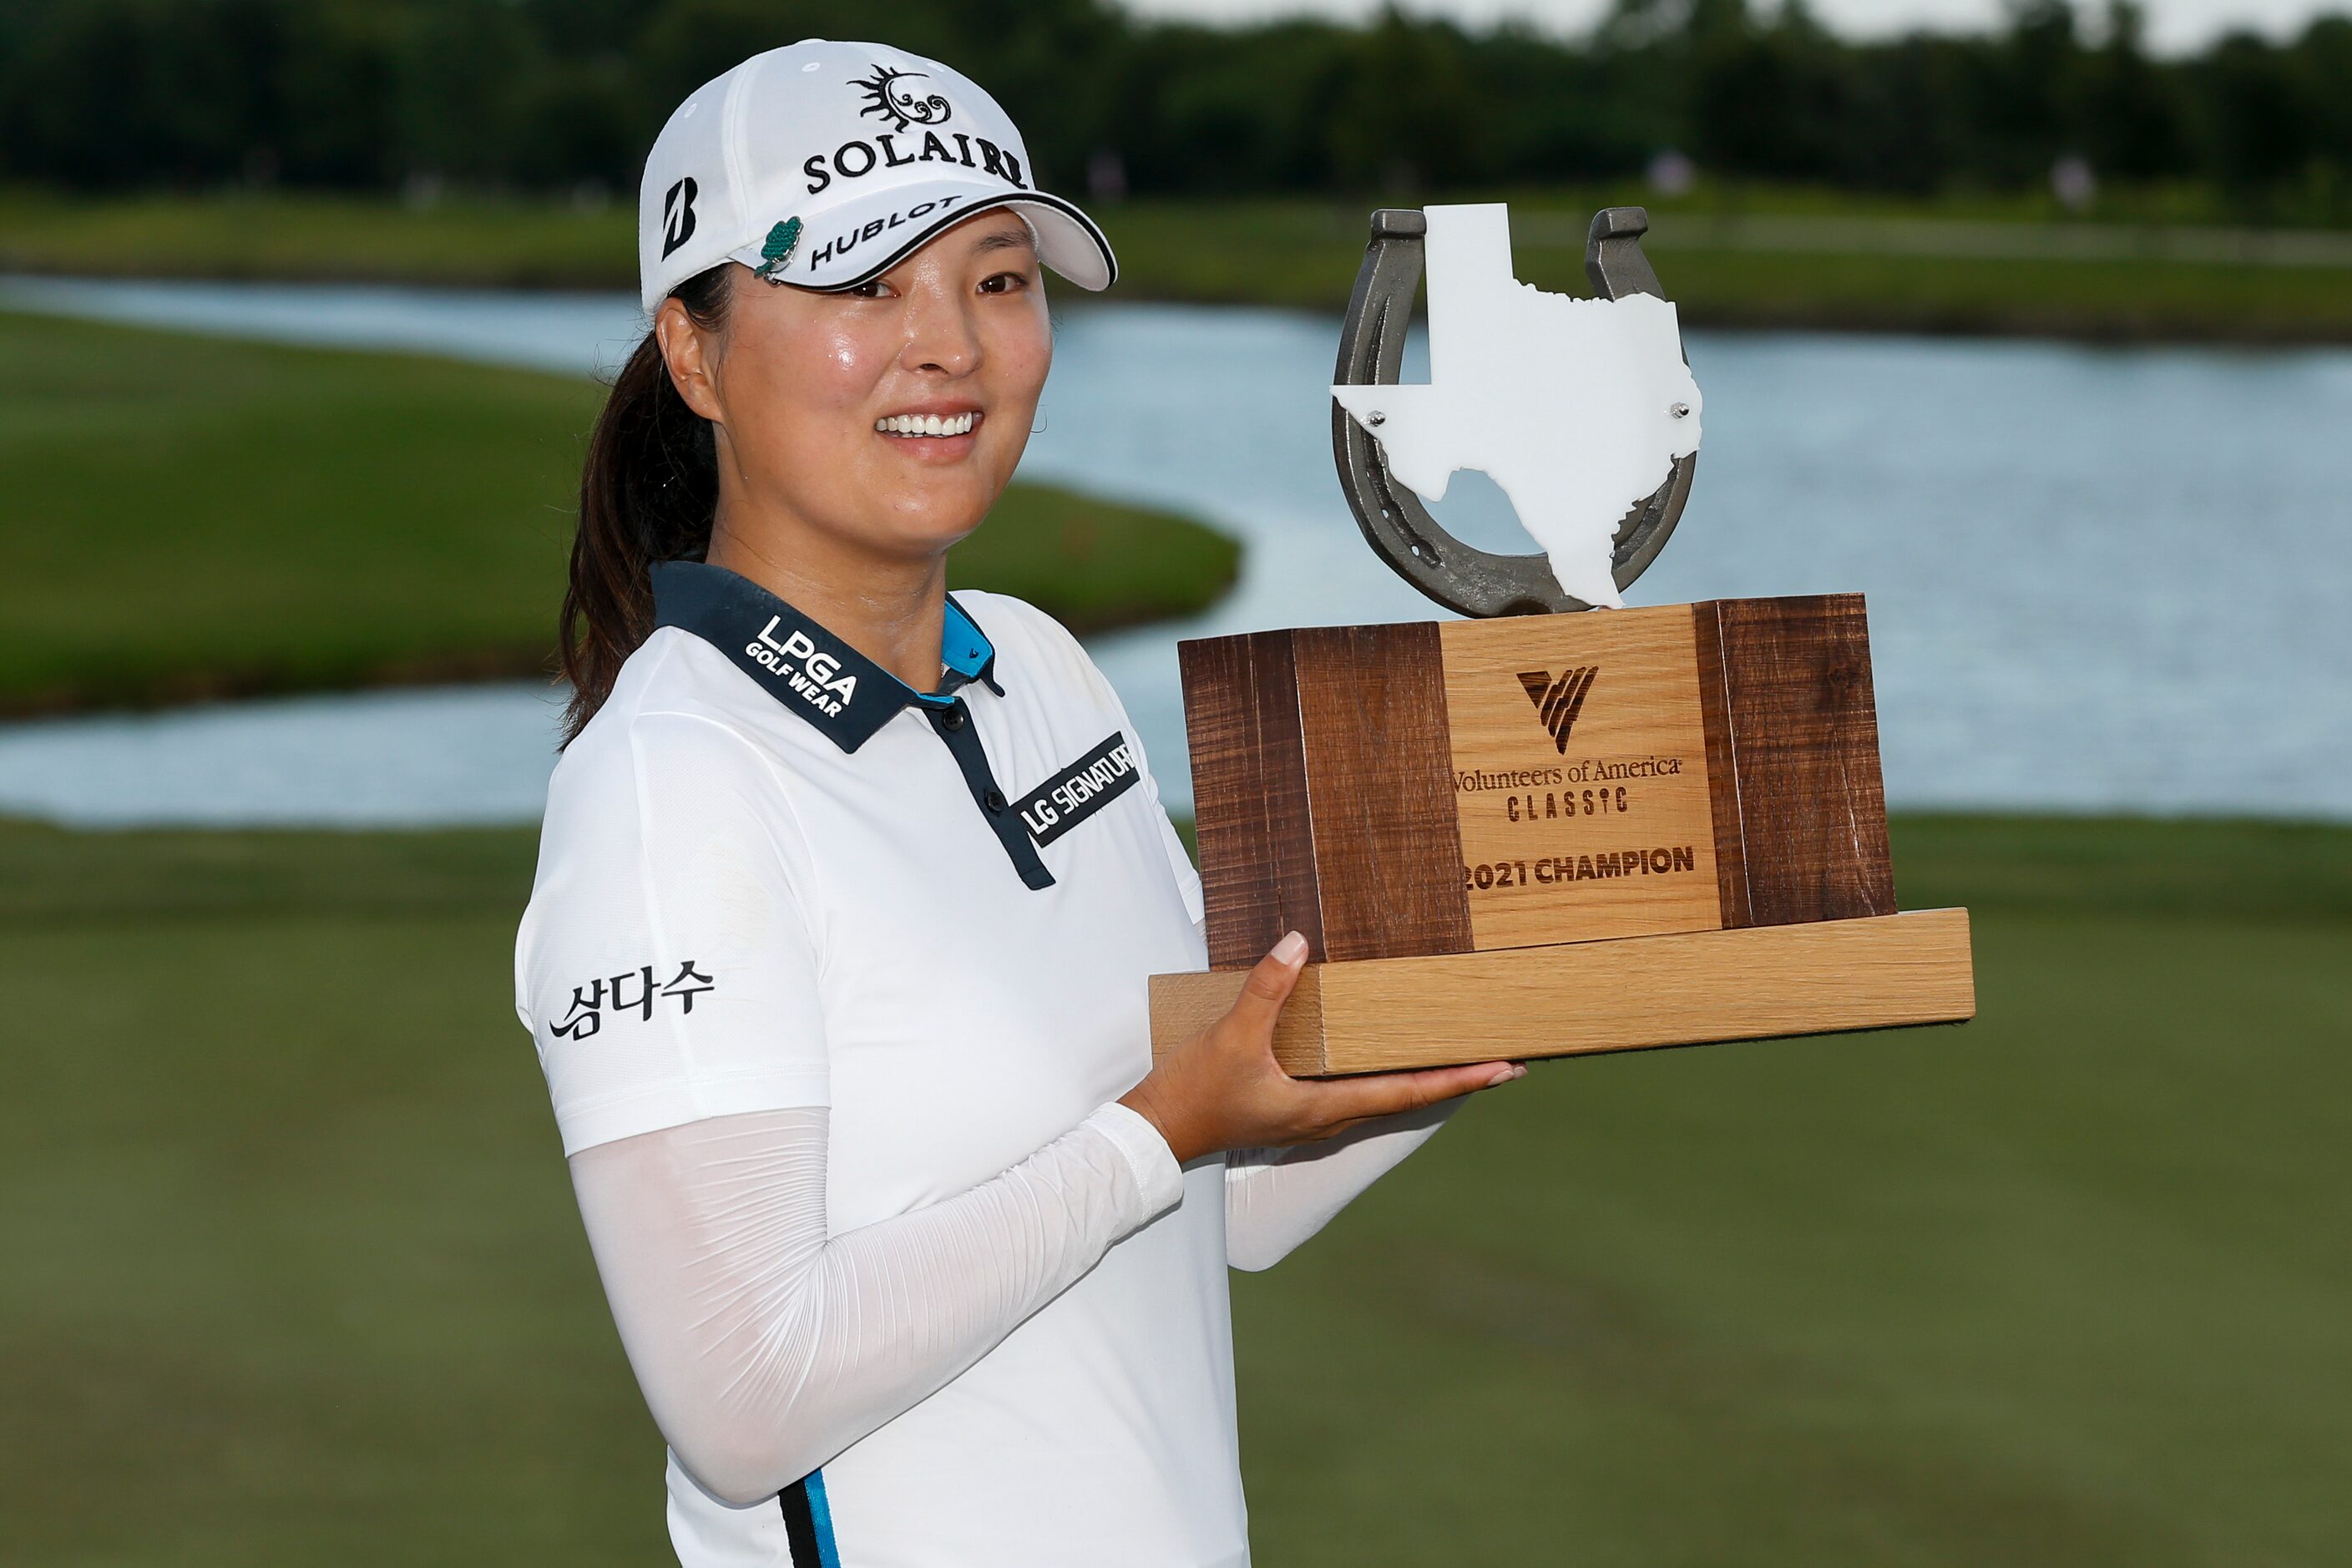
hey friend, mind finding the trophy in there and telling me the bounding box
[1148,205,1975,1075]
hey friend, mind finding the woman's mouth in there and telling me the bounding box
[874,412,979,438]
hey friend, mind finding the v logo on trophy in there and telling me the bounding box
[1149,204,1977,1076]
[1518,666,1600,751]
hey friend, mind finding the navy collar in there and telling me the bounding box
[650,560,1003,754]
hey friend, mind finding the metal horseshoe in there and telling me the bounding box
[1330,205,1698,618]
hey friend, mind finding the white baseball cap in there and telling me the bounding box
[636,39,1117,314]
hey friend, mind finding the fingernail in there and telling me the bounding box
[1486,1065,1516,1087]
[1271,931,1308,966]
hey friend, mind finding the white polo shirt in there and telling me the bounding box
[513,561,1242,1566]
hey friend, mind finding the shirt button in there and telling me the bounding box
[941,706,967,731]
[983,788,1006,813]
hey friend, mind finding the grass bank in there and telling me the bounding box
[0,308,1238,715]
[1,813,2344,1565]
[8,186,2352,341]
[1111,197,2352,341]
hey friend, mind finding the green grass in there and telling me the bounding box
[1103,198,2352,341]
[10,185,2352,340]
[0,813,2344,1565]
[0,187,642,292]
[0,309,1238,713]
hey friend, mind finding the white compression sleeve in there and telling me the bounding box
[1179,909,1469,1273]
[565,1101,1183,1506]
[1222,1097,1465,1272]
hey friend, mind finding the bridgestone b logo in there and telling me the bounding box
[660,176,698,260]
[1517,666,1598,754]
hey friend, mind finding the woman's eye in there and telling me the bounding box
[847,279,893,299]
[978,271,1028,295]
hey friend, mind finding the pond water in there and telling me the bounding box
[3,275,2348,827]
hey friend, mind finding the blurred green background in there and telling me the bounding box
[12,0,2352,338]
[4,815,2345,1565]
[0,310,1240,712]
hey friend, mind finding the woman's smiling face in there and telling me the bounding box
[655,205,1051,565]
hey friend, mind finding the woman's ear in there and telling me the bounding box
[654,296,725,424]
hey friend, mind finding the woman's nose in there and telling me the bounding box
[898,282,981,377]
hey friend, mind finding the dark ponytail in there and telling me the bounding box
[558,263,736,746]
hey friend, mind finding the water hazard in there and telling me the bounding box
[3,276,2346,826]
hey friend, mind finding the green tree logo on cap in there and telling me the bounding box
[754,218,803,281]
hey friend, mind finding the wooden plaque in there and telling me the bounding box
[1179,594,1895,970]
[1443,606,1722,950]
[1148,909,1975,1075]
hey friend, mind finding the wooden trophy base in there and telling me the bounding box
[1177,594,1903,970]
[1155,594,1975,1073]
[1149,908,1975,1075]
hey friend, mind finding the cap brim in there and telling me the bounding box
[728,178,1116,294]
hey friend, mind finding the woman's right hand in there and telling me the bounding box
[1117,930,1527,1166]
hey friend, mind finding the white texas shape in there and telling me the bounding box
[1331,203,1702,609]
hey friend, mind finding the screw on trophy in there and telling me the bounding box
[1148,204,1976,1076]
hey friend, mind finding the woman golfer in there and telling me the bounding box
[515,39,1524,1567]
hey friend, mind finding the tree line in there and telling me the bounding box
[4,0,2350,214]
